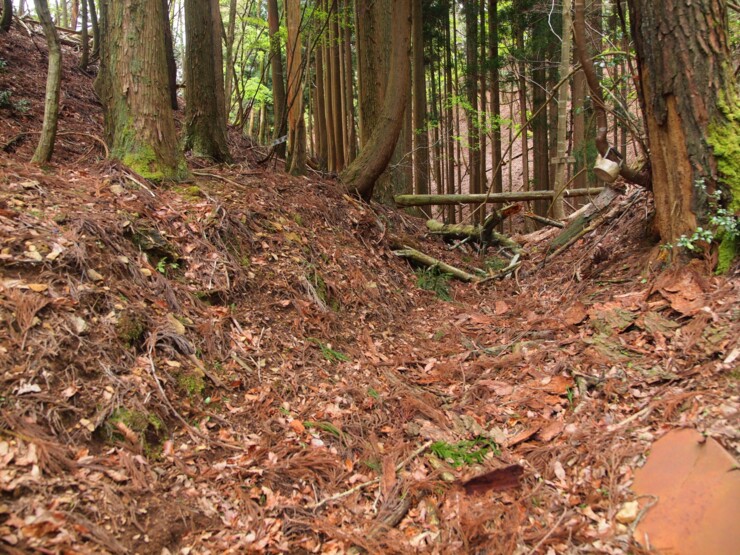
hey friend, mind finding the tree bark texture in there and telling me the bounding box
[162,0,178,110]
[412,0,430,205]
[184,0,231,162]
[628,0,739,241]
[96,0,185,180]
[341,0,411,201]
[285,0,306,175]
[1,0,12,32]
[267,0,287,158]
[31,0,61,164]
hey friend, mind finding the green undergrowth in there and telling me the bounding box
[430,437,500,467]
[415,266,452,301]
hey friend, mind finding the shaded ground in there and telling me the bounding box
[1,24,738,554]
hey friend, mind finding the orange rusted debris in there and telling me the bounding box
[632,428,740,555]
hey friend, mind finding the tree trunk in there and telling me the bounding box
[96,0,185,180]
[412,0,430,208]
[31,0,61,164]
[464,1,480,205]
[1,0,12,32]
[627,0,739,243]
[444,1,456,223]
[488,0,502,198]
[551,0,573,219]
[340,0,411,201]
[329,4,345,170]
[184,0,232,162]
[342,0,357,162]
[267,0,287,158]
[531,15,551,217]
[79,0,88,69]
[285,0,306,175]
[87,0,99,58]
[162,0,178,110]
[314,46,328,166]
[224,0,238,121]
[516,27,533,231]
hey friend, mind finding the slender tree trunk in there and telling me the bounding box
[211,0,227,124]
[314,46,328,166]
[32,0,61,164]
[224,0,238,120]
[70,0,79,30]
[322,7,336,172]
[488,0,502,198]
[342,0,356,162]
[184,0,232,162]
[286,0,306,175]
[627,0,738,243]
[341,0,411,201]
[464,1,480,213]
[478,0,487,222]
[412,0,430,208]
[96,0,185,179]
[79,0,88,69]
[87,0,99,58]
[552,0,573,219]
[444,1,456,223]
[267,0,287,158]
[531,17,551,217]
[329,4,345,170]
[162,0,178,110]
[516,27,532,230]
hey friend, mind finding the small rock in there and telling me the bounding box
[109,184,125,196]
[87,269,104,281]
[616,500,639,524]
[140,267,152,277]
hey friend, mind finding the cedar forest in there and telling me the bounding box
[0,0,738,553]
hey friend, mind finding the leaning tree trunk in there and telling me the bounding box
[1,0,12,32]
[31,0,61,164]
[340,0,411,201]
[627,0,739,244]
[96,0,185,180]
[183,0,232,162]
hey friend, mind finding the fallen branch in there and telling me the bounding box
[524,212,565,228]
[309,440,433,510]
[426,219,521,253]
[395,187,603,207]
[393,247,480,282]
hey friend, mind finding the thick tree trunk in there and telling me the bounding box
[267,0,287,158]
[531,16,551,218]
[340,0,411,201]
[96,0,185,180]
[184,0,231,162]
[31,0,61,164]
[627,0,739,243]
[1,0,12,32]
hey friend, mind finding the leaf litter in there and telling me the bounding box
[0,24,738,555]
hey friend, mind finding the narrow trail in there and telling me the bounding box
[0,24,738,554]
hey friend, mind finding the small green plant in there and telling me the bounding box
[430,437,500,467]
[155,257,179,275]
[566,387,575,407]
[415,266,452,301]
[0,59,6,71]
[0,89,12,108]
[307,337,350,363]
[671,180,738,270]
[13,99,29,113]
[304,421,342,438]
[367,387,380,399]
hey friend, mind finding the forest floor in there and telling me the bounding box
[1,25,739,555]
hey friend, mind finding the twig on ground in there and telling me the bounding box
[526,509,569,555]
[309,440,433,510]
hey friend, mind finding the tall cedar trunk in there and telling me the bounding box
[211,0,227,124]
[464,0,480,208]
[96,0,184,179]
[267,0,287,157]
[627,0,739,242]
[453,6,463,221]
[87,0,99,58]
[430,59,442,196]
[224,0,238,120]
[314,46,328,166]
[286,0,306,175]
[488,0,502,197]
[551,0,573,219]
[340,0,411,201]
[478,0,486,222]
[342,0,356,162]
[329,5,345,170]
[31,0,61,164]
[184,0,231,162]
[516,27,533,230]
[412,0,430,207]
[338,3,349,162]
[61,0,68,28]
[321,5,336,172]
[444,1,456,223]
[162,0,178,110]
[531,17,551,217]
[71,0,79,30]
[79,0,88,69]
[1,0,12,31]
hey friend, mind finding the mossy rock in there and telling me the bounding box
[115,311,148,347]
[106,407,166,458]
[176,368,205,397]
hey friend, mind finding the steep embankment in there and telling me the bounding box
[1,24,738,554]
